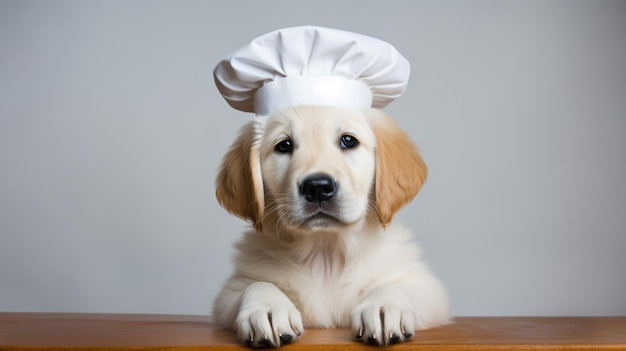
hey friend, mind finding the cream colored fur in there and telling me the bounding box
[213,106,449,347]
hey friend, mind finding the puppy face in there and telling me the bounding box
[216,106,427,233]
[257,106,376,233]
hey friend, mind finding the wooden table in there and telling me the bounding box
[1,313,625,350]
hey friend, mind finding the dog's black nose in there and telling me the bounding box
[300,174,337,203]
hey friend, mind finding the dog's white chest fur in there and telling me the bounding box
[232,231,360,328]
[284,236,355,327]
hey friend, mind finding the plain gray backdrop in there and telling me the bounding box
[1,0,625,316]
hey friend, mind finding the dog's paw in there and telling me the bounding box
[350,289,416,346]
[235,282,304,348]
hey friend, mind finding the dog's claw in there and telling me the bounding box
[390,333,401,343]
[355,327,363,339]
[279,333,293,344]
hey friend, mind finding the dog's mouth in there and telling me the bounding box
[308,212,340,223]
[298,208,352,229]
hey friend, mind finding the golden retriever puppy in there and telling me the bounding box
[213,106,449,347]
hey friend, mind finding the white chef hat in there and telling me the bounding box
[214,25,410,116]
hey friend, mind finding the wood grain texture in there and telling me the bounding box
[1,314,625,350]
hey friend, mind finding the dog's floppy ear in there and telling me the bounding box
[215,122,264,231]
[368,109,428,228]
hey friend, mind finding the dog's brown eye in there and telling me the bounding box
[275,139,293,153]
[340,135,359,149]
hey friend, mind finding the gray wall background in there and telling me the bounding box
[1,1,625,316]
